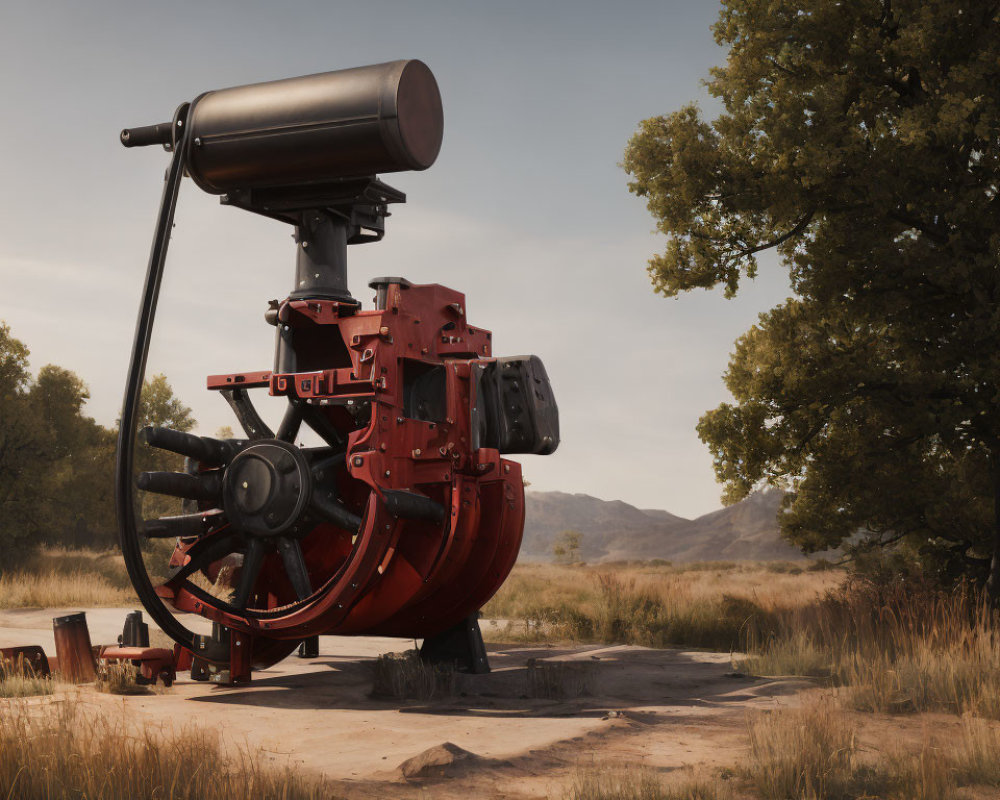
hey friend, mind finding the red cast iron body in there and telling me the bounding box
[157,280,523,653]
[117,62,557,682]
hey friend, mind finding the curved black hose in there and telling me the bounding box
[114,103,197,649]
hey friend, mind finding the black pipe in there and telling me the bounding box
[114,102,198,650]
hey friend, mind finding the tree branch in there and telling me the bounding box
[888,209,949,245]
[733,208,816,261]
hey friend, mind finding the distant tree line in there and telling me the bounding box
[0,321,193,570]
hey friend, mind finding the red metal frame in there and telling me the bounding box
[98,646,177,687]
[156,280,525,668]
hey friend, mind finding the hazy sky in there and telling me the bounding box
[0,1,791,518]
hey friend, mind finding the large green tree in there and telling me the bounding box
[623,2,1000,590]
[0,323,49,567]
[0,321,197,562]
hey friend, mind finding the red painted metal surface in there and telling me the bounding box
[154,280,526,665]
[99,646,177,686]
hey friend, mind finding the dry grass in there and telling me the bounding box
[484,560,842,651]
[0,699,340,799]
[0,672,57,698]
[500,562,1000,723]
[525,658,596,699]
[744,697,868,799]
[487,559,1000,756]
[568,700,1000,800]
[0,654,58,698]
[0,545,235,609]
[740,577,1000,718]
[0,547,163,608]
[565,765,733,800]
[744,695,1000,800]
[96,661,150,696]
[370,650,456,701]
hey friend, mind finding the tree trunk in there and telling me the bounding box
[986,457,1000,604]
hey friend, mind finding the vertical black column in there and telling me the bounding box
[289,212,354,302]
[276,211,359,375]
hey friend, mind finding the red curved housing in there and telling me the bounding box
[156,279,526,660]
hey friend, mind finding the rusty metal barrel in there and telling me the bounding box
[53,612,96,682]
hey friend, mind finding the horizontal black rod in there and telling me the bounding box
[382,489,446,524]
[136,470,221,501]
[141,509,225,539]
[140,426,235,466]
[121,121,173,148]
[310,493,362,533]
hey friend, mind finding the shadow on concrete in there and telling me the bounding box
[185,641,784,720]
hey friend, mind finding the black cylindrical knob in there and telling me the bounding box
[185,59,444,193]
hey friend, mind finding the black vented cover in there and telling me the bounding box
[477,356,559,455]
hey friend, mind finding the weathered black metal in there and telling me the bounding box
[115,103,197,650]
[475,356,560,455]
[185,60,443,194]
[298,636,319,658]
[119,610,150,648]
[419,613,491,674]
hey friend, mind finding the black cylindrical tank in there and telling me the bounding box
[185,60,443,194]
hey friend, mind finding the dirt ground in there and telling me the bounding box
[0,607,813,799]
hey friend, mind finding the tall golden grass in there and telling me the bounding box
[565,765,732,800]
[370,650,456,701]
[741,577,1000,717]
[744,695,1000,800]
[0,547,154,608]
[0,699,339,800]
[484,560,842,651]
[487,562,1000,721]
[0,654,59,698]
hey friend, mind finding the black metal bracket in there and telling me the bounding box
[419,613,491,674]
[220,177,405,243]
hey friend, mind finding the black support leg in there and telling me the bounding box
[419,613,490,674]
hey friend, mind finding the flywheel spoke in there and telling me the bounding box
[310,492,362,533]
[221,387,274,440]
[310,450,345,477]
[277,537,313,601]
[232,538,266,610]
[140,426,238,466]
[170,530,241,584]
[276,401,304,442]
[301,405,344,448]
[136,470,222,502]
[141,508,225,538]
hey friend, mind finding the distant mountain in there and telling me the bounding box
[521,489,804,563]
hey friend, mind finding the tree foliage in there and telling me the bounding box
[0,321,195,565]
[623,1,1000,587]
[0,323,48,567]
[134,374,194,521]
[553,529,583,564]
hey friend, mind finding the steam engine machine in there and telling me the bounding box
[115,60,559,683]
